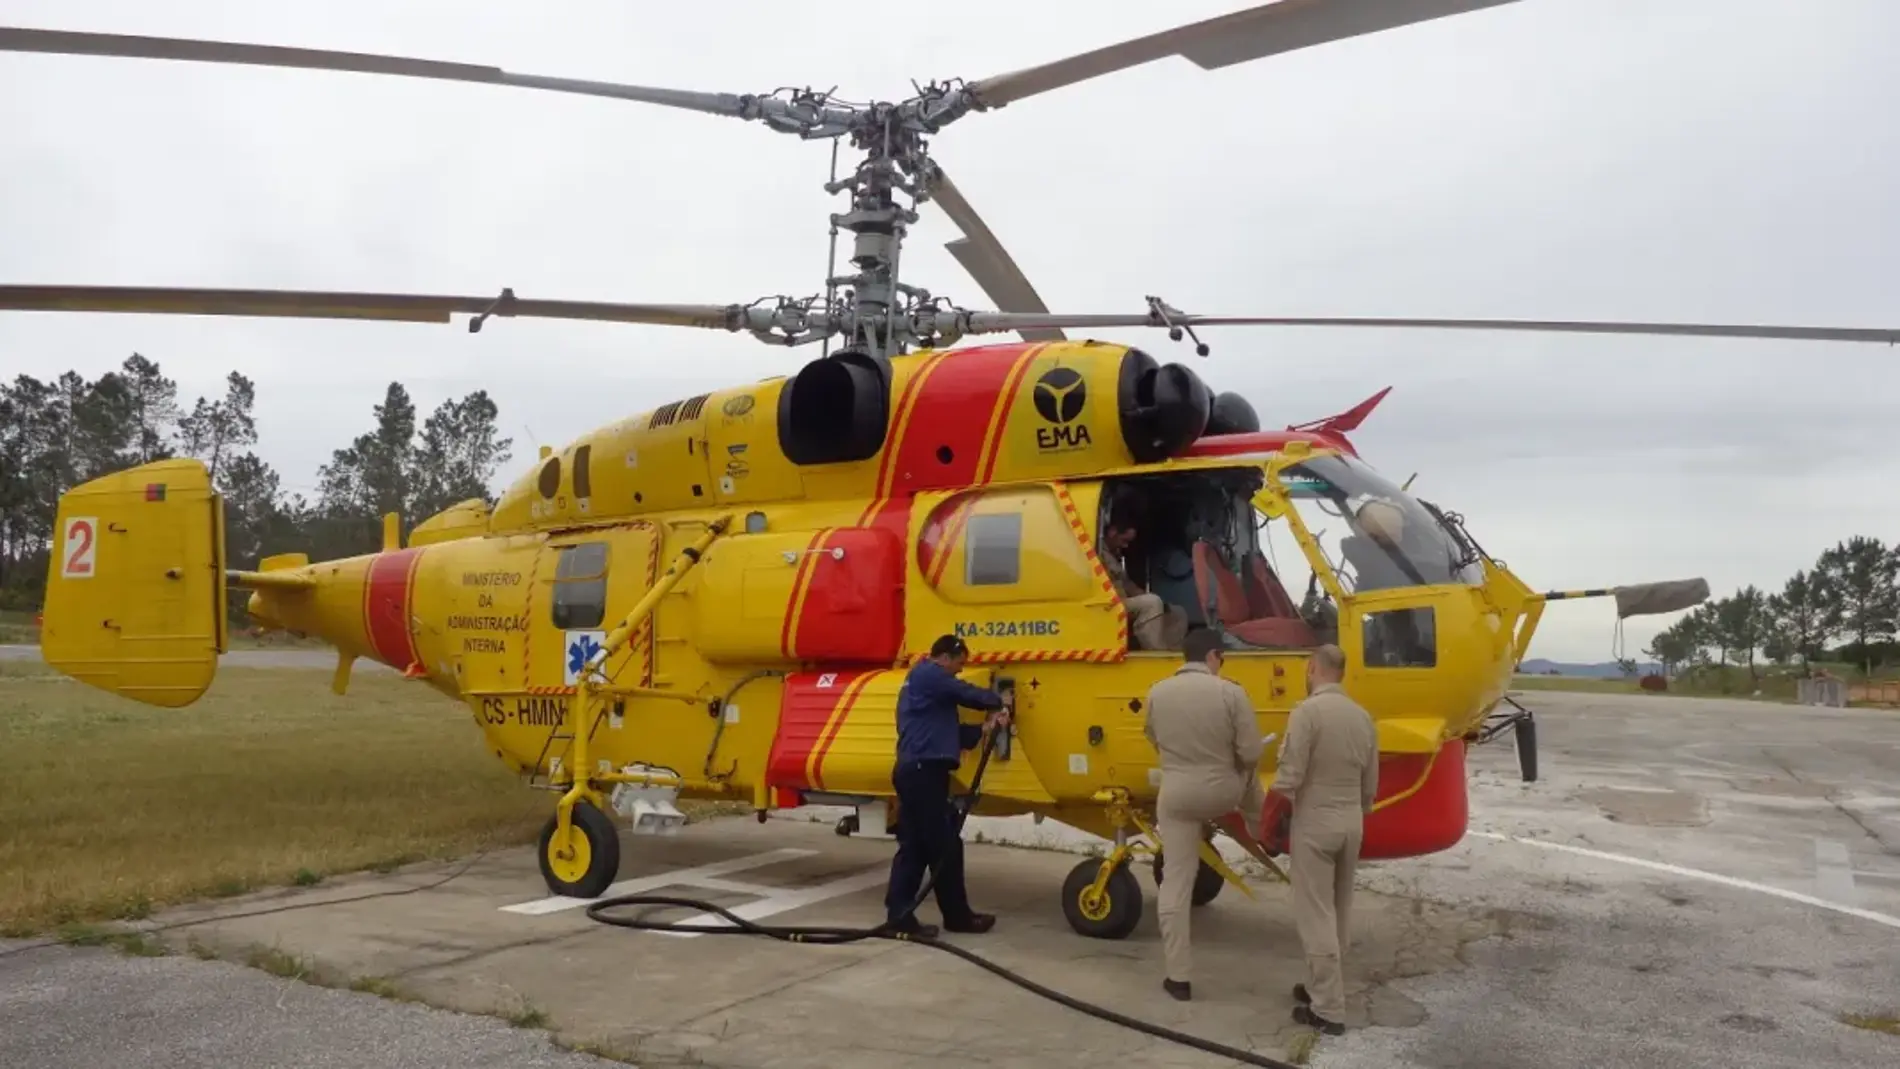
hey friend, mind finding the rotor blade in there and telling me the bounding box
[948,311,1900,346]
[967,0,1519,108]
[0,26,813,128]
[0,285,748,331]
[922,163,1064,343]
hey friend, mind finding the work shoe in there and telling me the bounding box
[1293,983,1311,1006]
[1292,1004,1345,1036]
[941,912,996,934]
[1163,979,1192,1002]
[884,916,939,940]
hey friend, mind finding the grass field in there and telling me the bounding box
[0,660,570,936]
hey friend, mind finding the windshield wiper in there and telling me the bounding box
[1420,498,1486,571]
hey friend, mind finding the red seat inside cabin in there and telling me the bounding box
[1191,541,1317,648]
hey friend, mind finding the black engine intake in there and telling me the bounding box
[1117,348,1213,463]
[777,349,892,466]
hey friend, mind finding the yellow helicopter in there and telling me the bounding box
[5,3,1892,940]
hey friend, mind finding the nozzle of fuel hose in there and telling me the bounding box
[992,675,1016,763]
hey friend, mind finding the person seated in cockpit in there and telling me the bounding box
[1344,499,1432,592]
[1102,515,1190,651]
[1344,499,1433,664]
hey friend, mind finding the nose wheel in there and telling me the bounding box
[1061,854,1143,940]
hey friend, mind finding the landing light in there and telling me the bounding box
[611,775,687,836]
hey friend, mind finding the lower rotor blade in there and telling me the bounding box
[0,285,744,330]
[955,311,1900,346]
[923,164,1065,343]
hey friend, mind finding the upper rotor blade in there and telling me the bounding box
[950,310,1900,346]
[0,26,773,122]
[922,163,1064,343]
[967,0,1519,108]
[0,285,745,330]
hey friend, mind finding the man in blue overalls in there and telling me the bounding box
[884,633,1012,938]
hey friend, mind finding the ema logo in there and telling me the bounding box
[1031,367,1092,451]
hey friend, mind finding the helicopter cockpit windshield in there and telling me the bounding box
[1271,455,1484,597]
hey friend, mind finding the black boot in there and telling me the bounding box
[1293,1003,1344,1035]
[1293,983,1310,1006]
[1163,978,1192,1002]
[942,912,996,934]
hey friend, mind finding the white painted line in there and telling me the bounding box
[1815,839,1860,905]
[499,848,818,916]
[1468,831,1900,932]
[649,864,891,939]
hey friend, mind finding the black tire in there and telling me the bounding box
[1515,715,1539,783]
[1151,852,1226,907]
[1062,857,1144,940]
[537,800,621,898]
[835,814,859,837]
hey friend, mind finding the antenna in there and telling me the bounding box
[820,138,841,360]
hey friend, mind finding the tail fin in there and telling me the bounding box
[41,458,227,708]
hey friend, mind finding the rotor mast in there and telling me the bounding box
[804,81,987,360]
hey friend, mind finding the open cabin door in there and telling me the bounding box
[904,481,1125,663]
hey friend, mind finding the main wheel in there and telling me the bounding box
[1062,857,1143,940]
[537,799,621,898]
[1151,851,1226,907]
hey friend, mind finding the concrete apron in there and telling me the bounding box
[145,816,1495,1068]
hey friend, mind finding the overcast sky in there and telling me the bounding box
[2,0,1895,663]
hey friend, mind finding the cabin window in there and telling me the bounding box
[916,487,1094,606]
[573,445,593,499]
[551,541,609,629]
[965,512,1023,586]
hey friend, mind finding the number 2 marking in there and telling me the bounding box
[62,517,98,579]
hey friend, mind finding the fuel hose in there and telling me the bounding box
[585,719,1306,1069]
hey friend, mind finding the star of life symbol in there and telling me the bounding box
[564,630,606,686]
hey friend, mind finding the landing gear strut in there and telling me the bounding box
[1471,695,1538,782]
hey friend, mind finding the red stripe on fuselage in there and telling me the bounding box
[778,529,828,658]
[894,344,1040,496]
[363,548,423,670]
[976,350,1039,484]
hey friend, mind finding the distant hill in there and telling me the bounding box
[1518,658,1662,679]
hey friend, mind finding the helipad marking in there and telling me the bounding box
[500,848,818,916]
[649,863,891,939]
[1469,831,1900,932]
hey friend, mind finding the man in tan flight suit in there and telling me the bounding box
[1268,643,1379,1035]
[1143,627,1267,1001]
[1102,517,1188,650]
